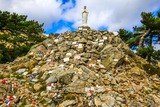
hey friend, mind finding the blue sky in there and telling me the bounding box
[0,0,160,34]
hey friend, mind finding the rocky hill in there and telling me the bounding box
[0,30,160,107]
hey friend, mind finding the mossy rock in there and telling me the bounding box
[10,66,19,72]
[15,75,24,79]
[152,84,160,91]
[0,74,4,79]
[27,60,38,70]
[37,71,44,79]
[39,98,47,104]
[59,73,74,85]
[102,59,112,71]
[143,64,160,76]
[64,93,79,100]
[39,83,47,91]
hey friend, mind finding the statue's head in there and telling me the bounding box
[84,6,86,9]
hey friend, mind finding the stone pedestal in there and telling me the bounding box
[78,26,90,30]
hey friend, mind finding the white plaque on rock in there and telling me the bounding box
[63,57,70,62]
[85,87,90,92]
[54,39,59,43]
[74,55,81,60]
[59,64,64,69]
[98,42,104,46]
[113,32,118,35]
[78,44,83,48]
[66,53,72,57]
[103,36,107,40]
[99,39,104,42]
[72,41,77,45]
[114,59,118,62]
[92,42,98,45]
[46,86,52,91]
[91,87,95,91]
[47,44,52,47]
[47,59,52,62]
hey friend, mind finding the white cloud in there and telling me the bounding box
[154,44,160,50]
[0,0,73,28]
[0,0,160,32]
[63,0,160,31]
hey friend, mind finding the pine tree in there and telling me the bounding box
[0,10,46,63]
[118,11,160,62]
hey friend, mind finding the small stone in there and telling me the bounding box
[46,86,52,91]
[29,52,34,55]
[34,83,42,91]
[47,44,52,47]
[78,44,83,48]
[16,68,26,74]
[103,80,110,85]
[150,94,160,105]
[98,42,104,46]
[31,79,38,82]
[40,91,47,97]
[94,97,102,107]
[72,41,77,45]
[59,100,76,107]
[88,100,94,106]
[113,59,118,62]
[111,78,117,85]
[113,32,118,35]
[66,53,72,57]
[23,72,28,75]
[100,95,115,106]
[116,97,124,102]
[63,57,70,62]
[54,39,59,43]
[102,103,109,107]
[74,55,81,60]
[103,36,107,40]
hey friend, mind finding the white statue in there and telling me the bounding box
[78,6,90,30]
[82,6,88,26]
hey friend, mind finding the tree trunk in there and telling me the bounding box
[139,29,151,48]
[149,35,153,46]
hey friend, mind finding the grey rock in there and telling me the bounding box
[46,68,74,85]
[94,96,102,107]
[100,95,115,106]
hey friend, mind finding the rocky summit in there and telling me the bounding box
[0,30,160,107]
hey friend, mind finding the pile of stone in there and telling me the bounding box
[0,30,160,107]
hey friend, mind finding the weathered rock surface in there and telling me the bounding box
[0,30,160,107]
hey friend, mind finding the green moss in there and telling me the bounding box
[0,74,4,79]
[28,83,35,92]
[27,60,38,71]
[39,98,47,104]
[143,64,160,76]
[152,84,160,91]
[39,84,47,91]
[15,74,24,79]
[64,93,79,100]
[136,62,143,69]
[19,100,27,107]
[37,71,44,79]
[102,60,112,71]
